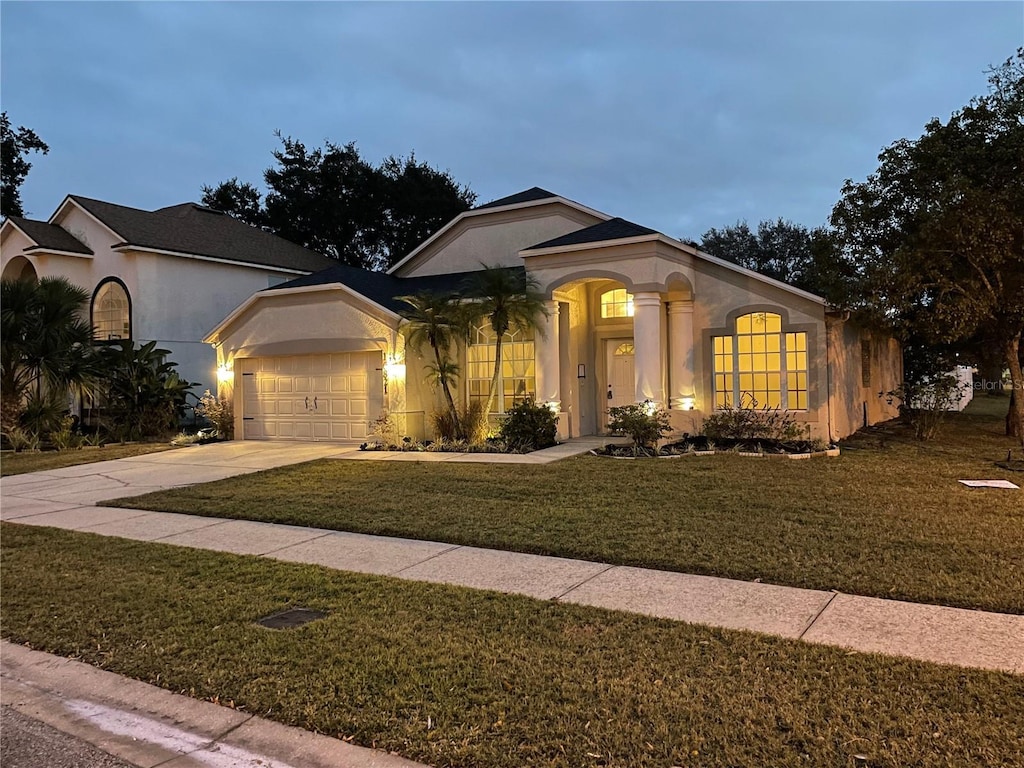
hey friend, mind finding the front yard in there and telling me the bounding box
[109,397,1024,614]
[3,524,1021,768]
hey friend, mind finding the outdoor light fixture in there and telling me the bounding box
[680,395,696,411]
[577,363,586,379]
[381,354,406,395]
[216,364,233,384]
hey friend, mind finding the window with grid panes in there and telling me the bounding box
[466,323,536,413]
[711,312,808,410]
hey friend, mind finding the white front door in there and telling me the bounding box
[240,353,382,442]
[606,340,635,409]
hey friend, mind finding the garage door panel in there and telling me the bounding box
[241,352,381,443]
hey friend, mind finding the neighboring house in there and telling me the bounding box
[205,187,902,443]
[0,196,336,398]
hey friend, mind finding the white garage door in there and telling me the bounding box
[240,353,383,442]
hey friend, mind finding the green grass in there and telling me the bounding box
[2,524,1021,768]
[1,442,173,477]
[110,398,1024,614]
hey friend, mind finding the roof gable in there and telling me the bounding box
[4,217,93,255]
[52,196,335,273]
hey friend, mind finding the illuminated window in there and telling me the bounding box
[92,279,131,341]
[467,323,536,413]
[600,288,634,318]
[712,312,808,410]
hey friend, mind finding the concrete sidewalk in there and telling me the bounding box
[3,498,1022,674]
[1,641,427,768]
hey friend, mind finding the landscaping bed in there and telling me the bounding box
[3,525,1021,768]
[591,436,838,459]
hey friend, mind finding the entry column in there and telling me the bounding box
[534,299,561,411]
[668,300,695,409]
[632,292,664,406]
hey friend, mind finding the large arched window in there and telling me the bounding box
[712,311,808,410]
[91,278,131,341]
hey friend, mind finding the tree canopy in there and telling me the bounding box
[202,134,476,271]
[699,218,856,307]
[1,113,49,218]
[831,49,1024,439]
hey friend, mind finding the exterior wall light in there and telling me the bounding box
[216,364,233,384]
[681,395,696,411]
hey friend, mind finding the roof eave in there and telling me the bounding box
[204,283,403,345]
[111,243,314,275]
[386,194,612,275]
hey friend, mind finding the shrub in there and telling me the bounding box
[3,425,39,452]
[701,399,807,443]
[882,374,967,440]
[49,415,83,452]
[499,397,558,452]
[430,399,491,443]
[607,403,671,455]
[98,341,193,441]
[196,390,234,440]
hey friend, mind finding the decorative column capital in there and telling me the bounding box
[667,300,694,316]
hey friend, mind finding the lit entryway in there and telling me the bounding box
[240,353,382,441]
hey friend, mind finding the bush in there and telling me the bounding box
[882,374,967,440]
[607,403,671,455]
[701,400,807,443]
[195,390,234,440]
[430,399,491,443]
[3,425,39,453]
[49,415,83,452]
[499,397,559,452]
[99,341,193,441]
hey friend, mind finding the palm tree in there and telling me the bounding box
[1,276,99,434]
[397,291,466,435]
[462,265,548,418]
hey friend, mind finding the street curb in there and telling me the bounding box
[0,641,429,768]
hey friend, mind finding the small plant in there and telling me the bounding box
[370,409,400,448]
[882,374,967,441]
[196,390,233,440]
[701,395,806,443]
[499,397,559,452]
[49,416,83,452]
[3,425,39,453]
[607,403,671,456]
[83,431,107,448]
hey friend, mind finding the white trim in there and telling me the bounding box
[111,244,311,275]
[522,232,826,306]
[386,194,611,275]
[1,219,93,258]
[204,282,403,345]
[48,196,125,241]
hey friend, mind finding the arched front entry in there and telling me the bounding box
[1,256,37,283]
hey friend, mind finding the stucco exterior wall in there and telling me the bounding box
[826,318,902,440]
[396,204,602,278]
[1,204,312,397]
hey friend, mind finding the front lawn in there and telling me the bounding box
[110,397,1024,614]
[0,442,174,477]
[3,525,1021,768]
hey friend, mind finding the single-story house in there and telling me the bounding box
[205,187,901,443]
[0,196,335,396]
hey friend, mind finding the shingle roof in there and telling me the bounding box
[474,187,559,210]
[68,196,335,273]
[268,263,527,316]
[8,216,93,254]
[525,217,659,250]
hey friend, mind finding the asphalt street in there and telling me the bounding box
[1,706,139,768]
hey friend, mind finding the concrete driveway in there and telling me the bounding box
[0,441,357,519]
